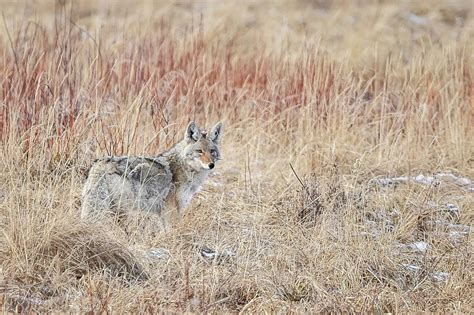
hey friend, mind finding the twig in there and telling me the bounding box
[290,163,306,189]
[2,12,21,74]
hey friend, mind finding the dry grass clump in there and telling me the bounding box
[1,0,473,312]
[0,194,148,312]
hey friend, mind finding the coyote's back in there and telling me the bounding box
[81,156,173,220]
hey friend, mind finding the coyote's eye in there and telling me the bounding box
[196,149,203,154]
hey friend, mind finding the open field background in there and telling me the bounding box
[1,0,473,312]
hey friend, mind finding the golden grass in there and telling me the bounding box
[1,0,473,312]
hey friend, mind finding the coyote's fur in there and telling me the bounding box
[81,121,223,224]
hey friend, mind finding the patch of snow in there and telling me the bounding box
[365,219,378,226]
[449,230,469,238]
[436,173,472,186]
[201,247,218,259]
[427,220,470,232]
[399,241,429,253]
[446,223,469,231]
[200,246,235,262]
[148,248,170,260]
[206,180,223,188]
[414,174,436,185]
[402,264,421,272]
[409,241,429,252]
[406,13,428,26]
[401,264,449,282]
[445,203,459,215]
[432,271,449,282]
[372,178,394,186]
[372,172,473,191]
[359,231,377,237]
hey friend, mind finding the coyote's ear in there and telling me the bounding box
[208,122,223,144]
[185,121,201,142]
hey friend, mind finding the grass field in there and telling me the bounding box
[1,0,473,312]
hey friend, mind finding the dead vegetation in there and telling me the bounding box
[0,0,473,312]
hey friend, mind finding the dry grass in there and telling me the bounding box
[1,0,473,312]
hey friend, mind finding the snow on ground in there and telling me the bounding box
[372,172,474,192]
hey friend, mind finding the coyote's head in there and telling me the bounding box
[181,121,223,171]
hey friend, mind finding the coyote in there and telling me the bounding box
[81,121,223,225]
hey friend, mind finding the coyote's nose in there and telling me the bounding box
[208,163,215,169]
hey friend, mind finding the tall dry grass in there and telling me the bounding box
[1,0,473,312]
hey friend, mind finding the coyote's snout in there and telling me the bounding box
[81,121,223,224]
